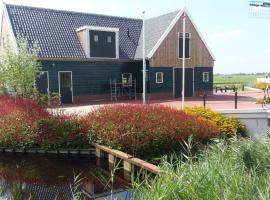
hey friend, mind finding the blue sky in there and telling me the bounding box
[1,0,270,74]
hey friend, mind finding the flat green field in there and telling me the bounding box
[214,75,264,85]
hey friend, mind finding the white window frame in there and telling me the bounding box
[156,72,164,84]
[203,72,209,82]
[94,35,99,42]
[122,73,132,86]
[178,32,191,59]
[58,71,74,103]
[76,26,119,59]
[40,71,50,94]
[107,35,112,43]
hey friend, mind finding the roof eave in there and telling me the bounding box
[2,1,18,52]
[37,57,141,63]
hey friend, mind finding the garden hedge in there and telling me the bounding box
[0,96,88,149]
[83,105,219,158]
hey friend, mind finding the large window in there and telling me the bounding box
[156,72,164,83]
[203,72,209,82]
[179,32,190,59]
[122,73,132,86]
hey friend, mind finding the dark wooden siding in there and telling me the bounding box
[148,67,173,93]
[40,60,142,96]
[194,67,213,92]
[89,30,116,58]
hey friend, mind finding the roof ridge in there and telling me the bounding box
[146,10,179,21]
[5,3,142,21]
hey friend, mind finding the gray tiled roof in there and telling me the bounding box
[135,11,179,59]
[6,4,142,59]
[6,4,178,60]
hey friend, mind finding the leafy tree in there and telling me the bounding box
[0,36,40,97]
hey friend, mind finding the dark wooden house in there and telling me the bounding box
[0,3,215,104]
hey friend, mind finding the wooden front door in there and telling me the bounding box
[36,71,49,94]
[174,68,193,98]
[59,72,73,104]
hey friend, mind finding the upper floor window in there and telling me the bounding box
[179,32,190,59]
[203,72,209,82]
[94,35,99,42]
[107,36,112,43]
[156,72,164,83]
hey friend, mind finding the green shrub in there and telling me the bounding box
[266,96,270,104]
[257,97,263,104]
[83,105,219,158]
[184,107,247,136]
[257,96,270,104]
[28,90,61,107]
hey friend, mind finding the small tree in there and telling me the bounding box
[0,36,40,97]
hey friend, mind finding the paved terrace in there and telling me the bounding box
[53,91,266,115]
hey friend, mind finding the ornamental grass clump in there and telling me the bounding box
[132,138,270,200]
[84,104,219,158]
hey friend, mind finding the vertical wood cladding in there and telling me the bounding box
[76,30,87,54]
[0,15,11,52]
[149,14,214,68]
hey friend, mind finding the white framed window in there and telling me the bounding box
[156,72,164,83]
[94,35,99,42]
[122,73,132,86]
[203,72,209,82]
[179,32,190,59]
[107,36,112,43]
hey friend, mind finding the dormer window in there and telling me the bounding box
[107,36,112,43]
[94,35,99,42]
[76,26,119,59]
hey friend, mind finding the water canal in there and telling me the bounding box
[0,154,131,200]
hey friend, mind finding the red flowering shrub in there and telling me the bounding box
[37,115,89,149]
[0,96,49,147]
[0,96,88,149]
[83,105,219,157]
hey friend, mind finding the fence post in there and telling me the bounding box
[203,93,206,108]
[235,91,238,109]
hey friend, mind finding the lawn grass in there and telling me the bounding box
[214,74,264,86]
[132,137,270,200]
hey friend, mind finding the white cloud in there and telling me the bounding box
[210,29,245,42]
